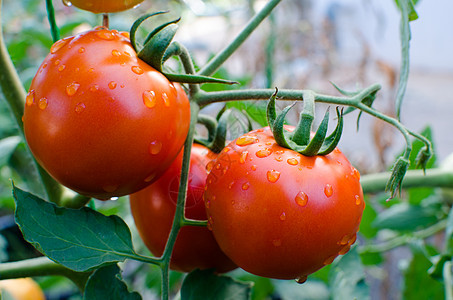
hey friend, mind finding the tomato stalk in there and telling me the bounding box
[45,0,60,42]
[0,0,62,204]
[444,261,453,300]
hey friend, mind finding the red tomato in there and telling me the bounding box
[130,144,237,273]
[23,27,190,199]
[204,127,364,281]
[68,0,144,13]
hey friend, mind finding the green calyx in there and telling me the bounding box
[267,88,344,157]
[129,12,237,86]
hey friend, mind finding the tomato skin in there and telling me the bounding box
[69,0,144,13]
[130,144,237,273]
[0,278,46,300]
[204,127,364,280]
[23,27,190,199]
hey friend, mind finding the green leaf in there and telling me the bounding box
[372,203,438,232]
[445,206,453,255]
[358,197,378,239]
[180,269,253,300]
[83,264,141,300]
[0,136,20,166]
[328,247,369,300]
[13,185,137,272]
[402,247,444,299]
[274,279,329,300]
[395,0,419,21]
[226,100,268,127]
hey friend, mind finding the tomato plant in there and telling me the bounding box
[130,143,237,273]
[23,27,190,199]
[204,127,364,281]
[0,278,46,300]
[69,0,144,13]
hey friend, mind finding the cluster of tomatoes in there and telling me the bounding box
[22,1,365,283]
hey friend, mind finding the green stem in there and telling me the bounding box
[361,168,453,194]
[291,90,315,145]
[445,260,453,300]
[198,0,281,76]
[160,102,200,300]
[359,219,447,254]
[181,218,208,227]
[46,0,60,42]
[0,0,62,204]
[0,256,91,291]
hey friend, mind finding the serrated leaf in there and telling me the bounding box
[181,269,252,300]
[328,247,369,300]
[83,264,141,300]
[226,100,268,127]
[0,136,20,166]
[372,203,438,232]
[13,185,137,272]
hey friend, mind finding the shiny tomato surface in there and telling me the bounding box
[69,0,144,13]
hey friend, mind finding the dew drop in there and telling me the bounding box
[62,0,72,6]
[132,66,144,75]
[88,68,94,73]
[50,39,68,54]
[123,51,132,57]
[96,30,115,40]
[272,239,282,247]
[206,161,214,173]
[267,170,281,183]
[324,184,333,197]
[108,81,117,89]
[355,195,362,205]
[215,163,221,170]
[275,156,283,162]
[78,47,85,53]
[338,234,350,246]
[54,59,60,66]
[42,63,48,69]
[236,135,258,146]
[228,181,235,189]
[242,182,250,190]
[102,184,118,193]
[74,102,86,114]
[295,276,307,284]
[251,165,257,171]
[239,151,248,164]
[58,64,66,72]
[207,216,213,231]
[275,150,284,155]
[287,158,299,165]
[323,255,337,265]
[279,212,286,221]
[120,32,130,39]
[66,82,80,96]
[38,98,48,110]
[348,233,357,245]
[352,168,361,181]
[256,148,272,158]
[295,191,308,207]
[89,84,99,92]
[162,92,170,107]
[112,49,121,57]
[265,141,273,146]
[223,147,231,153]
[144,173,156,182]
[25,90,35,106]
[149,141,162,155]
[338,244,351,255]
[205,199,211,209]
[143,90,156,108]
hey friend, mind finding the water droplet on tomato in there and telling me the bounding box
[355,195,361,205]
[323,255,337,265]
[96,30,115,40]
[50,39,68,54]
[256,148,272,158]
[102,184,118,193]
[38,98,48,110]
[109,197,119,201]
[66,82,80,96]
[108,81,117,89]
[267,170,280,183]
[207,216,213,231]
[352,167,361,180]
[120,32,130,39]
[42,63,47,69]
[74,102,86,114]
[338,244,351,255]
[149,141,162,155]
[272,239,282,247]
[295,191,308,207]
[265,141,273,146]
[123,51,132,57]
[143,90,156,108]
[251,165,257,171]
[275,156,283,162]
[239,151,248,164]
[26,90,35,106]
[205,199,211,209]
[78,47,85,53]
[223,147,231,153]
[242,182,250,190]
[275,150,284,155]
[236,135,258,146]
[348,233,357,245]
[62,0,72,6]
[279,212,286,221]
[89,84,99,92]
[54,59,60,66]
[228,181,235,189]
[112,49,121,57]
[215,163,221,170]
[295,276,307,284]
[324,184,333,197]
[162,93,170,107]
[287,158,298,165]
[132,66,144,75]
[58,64,66,72]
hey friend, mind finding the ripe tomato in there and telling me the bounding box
[23,27,190,199]
[68,0,144,13]
[204,127,364,281]
[0,278,46,300]
[130,144,237,273]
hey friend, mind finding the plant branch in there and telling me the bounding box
[46,0,60,42]
[198,0,281,76]
[445,260,453,300]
